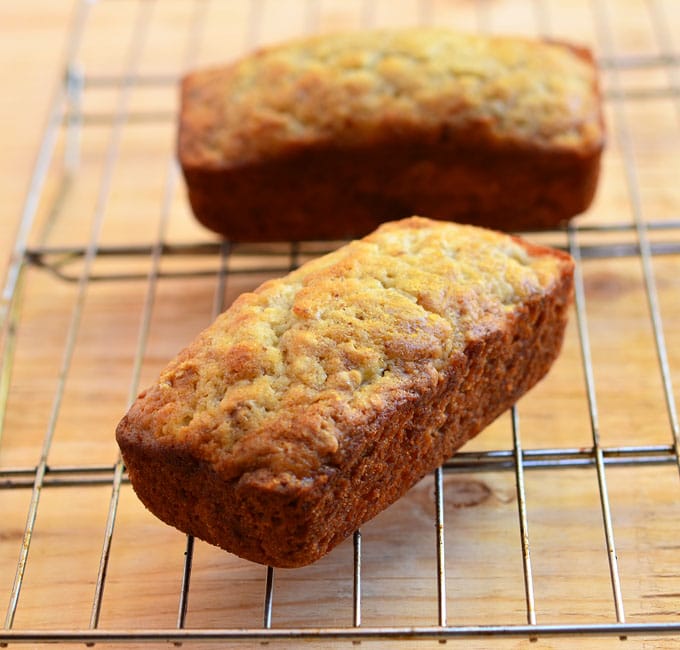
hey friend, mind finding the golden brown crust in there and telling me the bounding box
[177,28,604,241]
[116,217,574,567]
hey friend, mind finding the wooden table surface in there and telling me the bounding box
[2,1,680,649]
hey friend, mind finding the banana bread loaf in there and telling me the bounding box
[178,28,604,241]
[116,217,574,567]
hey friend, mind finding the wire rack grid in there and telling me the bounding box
[1,0,680,647]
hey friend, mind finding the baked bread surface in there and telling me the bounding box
[116,217,574,567]
[179,28,604,240]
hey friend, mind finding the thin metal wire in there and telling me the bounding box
[263,566,275,629]
[175,242,231,632]
[443,444,678,472]
[86,0,203,629]
[646,0,680,129]
[175,238,232,630]
[87,172,162,619]
[524,3,570,628]
[172,0,216,632]
[510,407,536,629]
[0,1,90,335]
[176,534,195,633]
[19,225,680,283]
[3,0,155,630]
[52,80,680,127]
[87,460,125,631]
[599,52,680,69]
[541,0,626,629]
[6,620,680,644]
[592,0,680,480]
[0,0,93,455]
[2,444,678,491]
[54,54,680,85]
[88,0,212,631]
[433,467,447,629]
[568,225,627,629]
[259,184,304,635]
[643,0,680,440]
[63,64,84,174]
[3,0,680,645]
[0,274,23,451]
[352,530,362,629]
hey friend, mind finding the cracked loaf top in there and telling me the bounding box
[122,217,572,485]
[179,27,603,169]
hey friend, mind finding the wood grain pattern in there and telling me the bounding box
[1,1,680,648]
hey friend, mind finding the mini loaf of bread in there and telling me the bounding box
[116,217,574,567]
[178,28,604,241]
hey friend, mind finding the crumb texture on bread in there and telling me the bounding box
[126,218,564,478]
[117,217,574,566]
[180,29,602,168]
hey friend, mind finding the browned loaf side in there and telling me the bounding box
[178,28,604,241]
[116,217,575,567]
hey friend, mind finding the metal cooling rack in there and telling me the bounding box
[2,0,680,645]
